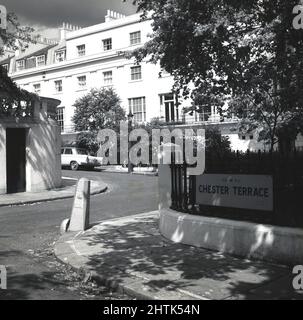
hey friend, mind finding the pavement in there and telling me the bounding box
[55,211,303,300]
[99,166,158,176]
[0,171,157,300]
[0,177,107,207]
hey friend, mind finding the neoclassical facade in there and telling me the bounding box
[2,10,298,151]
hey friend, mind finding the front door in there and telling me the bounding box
[6,128,26,194]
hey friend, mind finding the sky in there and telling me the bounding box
[1,0,137,38]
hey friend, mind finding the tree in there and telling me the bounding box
[205,127,231,158]
[72,88,126,152]
[0,66,36,117]
[1,11,35,117]
[72,87,126,132]
[0,12,34,56]
[127,0,303,152]
[75,131,100,155]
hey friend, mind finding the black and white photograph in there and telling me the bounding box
[0,0,303,306]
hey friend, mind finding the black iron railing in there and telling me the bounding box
[170,161,197,214]
[170,150,303,228]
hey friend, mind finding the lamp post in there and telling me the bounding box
[128,112,134,173]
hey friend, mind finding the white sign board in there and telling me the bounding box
[196,174,273,211]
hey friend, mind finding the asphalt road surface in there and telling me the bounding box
[0,170,158,300]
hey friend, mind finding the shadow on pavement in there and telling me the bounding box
[75,214,301,300]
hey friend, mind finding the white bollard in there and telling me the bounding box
[60,218,70,235]
[68,178,91,232]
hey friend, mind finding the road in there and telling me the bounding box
[0,170,158,300]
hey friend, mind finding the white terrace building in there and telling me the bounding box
[1,10,288,151]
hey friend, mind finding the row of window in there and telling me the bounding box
[32,66,142,94]
[16,54,46,71]
[33,79,86,95]
[56,93,224,132]
[56,94,224,132]
[16,51,67,70]
[76,31,141,57]
[56,96,146,132]
[14,31,142,71]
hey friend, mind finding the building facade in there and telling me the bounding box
[2,10,292,152]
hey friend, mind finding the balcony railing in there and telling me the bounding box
[60,124,76,134]
[159,114,239,126]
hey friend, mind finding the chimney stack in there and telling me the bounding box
[59,22,81,40]
[105,9,126,22]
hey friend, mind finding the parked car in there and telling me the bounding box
[61,147,103,171]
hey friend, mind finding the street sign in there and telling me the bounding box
[196,174,273,211]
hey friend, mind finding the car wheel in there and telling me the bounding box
[70,161,79,171]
